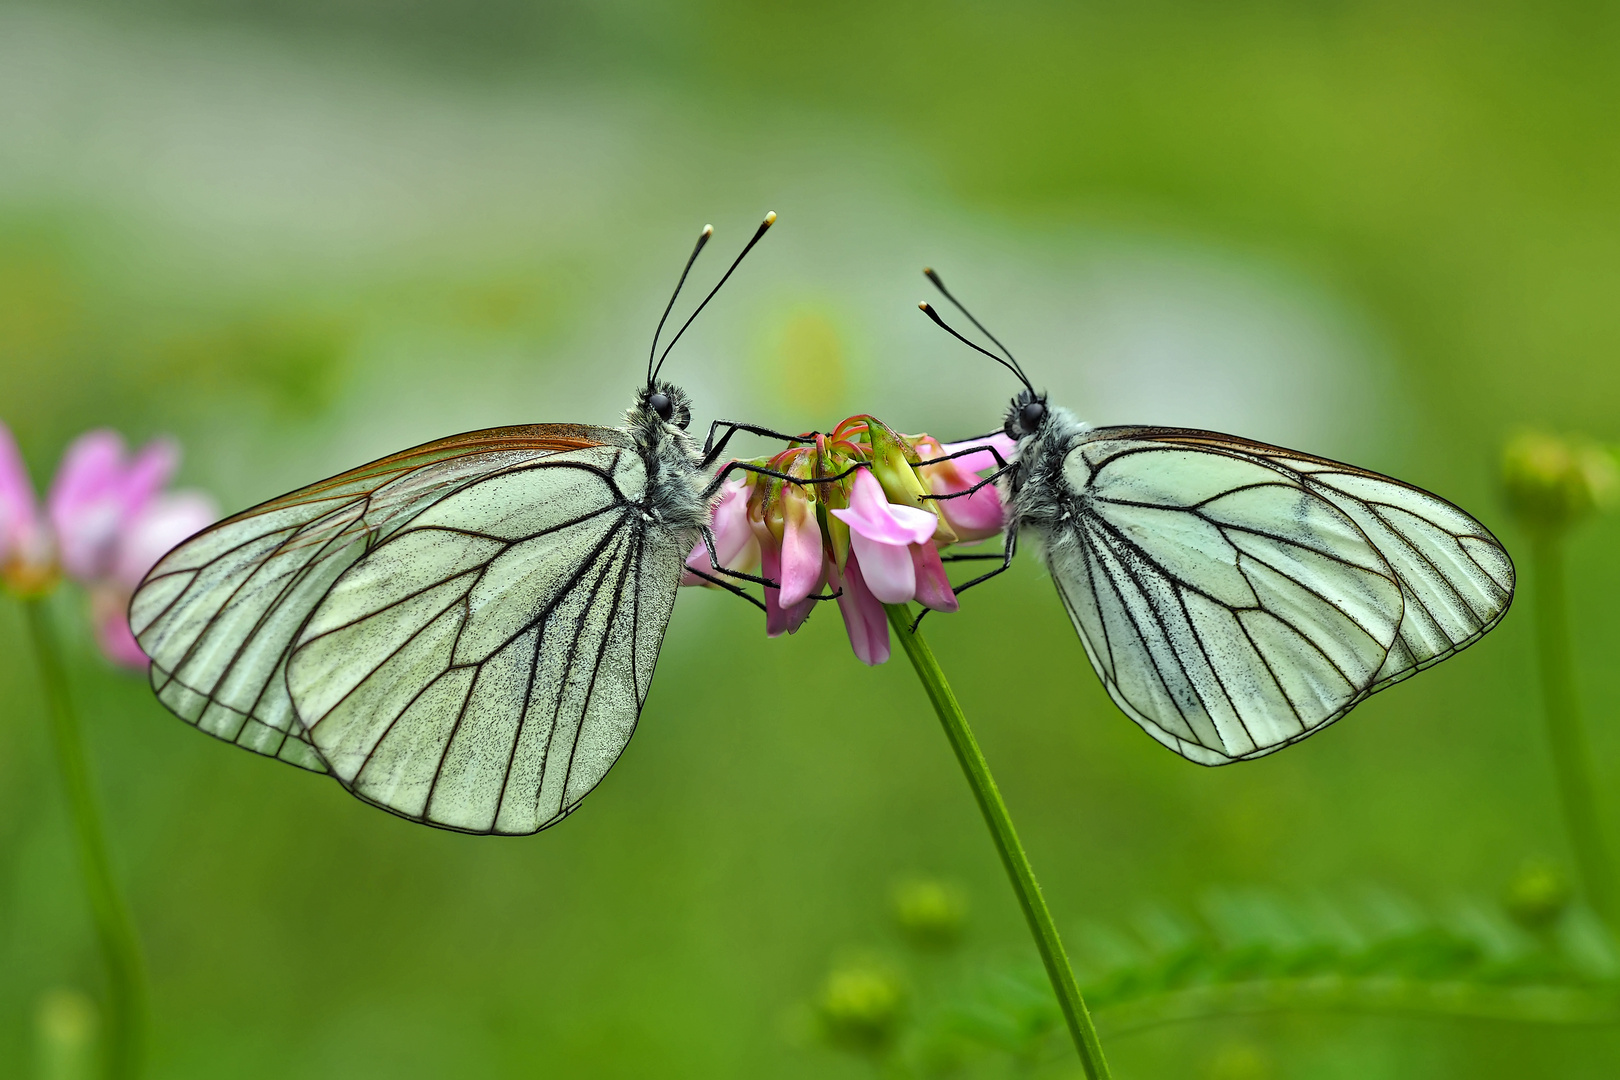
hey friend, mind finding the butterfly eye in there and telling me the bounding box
[648,392,674,422]
[1019,400,1046,431]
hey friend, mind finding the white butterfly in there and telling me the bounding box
[918,270,1514,765]
[130,217,794,833]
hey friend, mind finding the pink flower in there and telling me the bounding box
[683,477,760,586]
[924,433,1016,543]
[48,431,179,581]
[86,488,218,665]
[0,421,217,667]
[0,425,54,595]
[678,415,991,666]
[830,470,937,604]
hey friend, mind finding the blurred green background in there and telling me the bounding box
[2,1,1619,1076]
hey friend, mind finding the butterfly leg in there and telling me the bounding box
[911,524,1019,631]
[697,524,778,589]
[701,420,819,467]
[917,462,1016,503]
[685,563,767,612]
[699,459,864,501]
[913,443,1011,471]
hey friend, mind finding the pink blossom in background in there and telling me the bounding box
[48,431,180,581]
[0,421,217,668]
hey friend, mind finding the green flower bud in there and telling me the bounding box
[1503,859,1573,931]
[815,963,905,1056]
[892,878,967,949]
[866,420,957,544]
[1501,430,1618,536]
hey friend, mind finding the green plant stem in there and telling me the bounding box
[1529,536,1615,923]
[885,604,1111,1080]
[24,598,147,1080]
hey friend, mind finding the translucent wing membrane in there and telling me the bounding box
[130,425,619,776]
[1050,427,1514,764]
[286,454,685,834]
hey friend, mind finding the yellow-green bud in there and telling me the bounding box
[815,963,905,1056]
[1503,859,1573,931]
[1501,430,1618,536]
[892,879,967,949]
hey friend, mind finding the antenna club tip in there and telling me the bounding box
[918,301,930,311]
[922,266,934,275]
[702,224,714,236]
[764,211,777,225]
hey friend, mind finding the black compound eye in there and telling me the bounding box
[648,392,674,422]
[1019,400,1046,431]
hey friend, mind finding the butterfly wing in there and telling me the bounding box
[284,442,688,835]
[130,425,616,774]
[1049,427,1511,764]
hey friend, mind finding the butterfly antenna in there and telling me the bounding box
[652,211,777,382]
[648,224,715,385]
[918,302,1036,394]
[922,268,1035,390]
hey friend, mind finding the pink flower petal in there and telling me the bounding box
[938,485,1004,541]
[95,604,149,669]
[682,479,759,586]
[118,438,181,520]
[777,491,825,608]
[48,431,129,581]
[762,536,815,637]
[832,552,890,665]
[849,529,915,604]
[829,469,936,546]
[925,433,1011,542]
[49,432,183,583]
[0,422,42,566]
[90,587,148,669]
[910,543,959,613]
[940,432,1018,474]
[113,491,218,591]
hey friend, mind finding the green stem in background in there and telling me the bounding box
[23,599,148,1080]
[885,604,1111,1080]
[1528,536,1615,923]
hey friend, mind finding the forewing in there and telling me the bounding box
[130,425,615,772]
[285,448,687,835]
[1053,434,1408,764]
[1116,428,1516,695]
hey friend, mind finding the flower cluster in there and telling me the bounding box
[0,424,217,667]
[684,416,1013,664]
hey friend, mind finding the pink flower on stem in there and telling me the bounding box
[677,414,1006,666]
[0,422,217,668]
